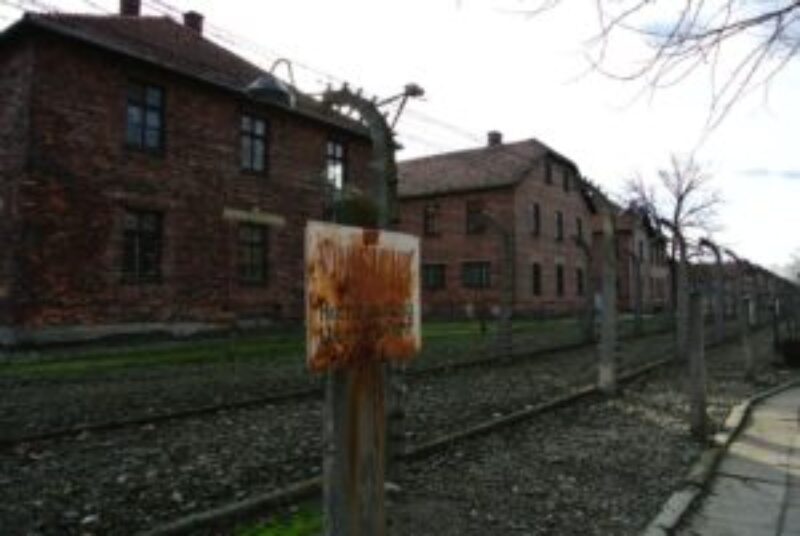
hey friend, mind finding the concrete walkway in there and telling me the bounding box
[680,386,800,535]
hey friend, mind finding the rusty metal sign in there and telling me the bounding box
[306,220,420,372]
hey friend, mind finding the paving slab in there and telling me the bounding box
[679,386,800,536]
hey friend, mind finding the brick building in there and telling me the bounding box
[397,133,594,318]
[397,133,672,319]
[0,1,371,345]
[613,207,671,312]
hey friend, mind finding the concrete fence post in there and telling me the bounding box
[319,84,421,536]
[598,211,617,395]
[699,238,725,344]
[659,220,688,361]
[688,291,707,440]
[575,236,595,344]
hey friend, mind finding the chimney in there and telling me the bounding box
[487,130,503,147]
[120,0,140,16]
[183,11,204,34]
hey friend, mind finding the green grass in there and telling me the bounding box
[0,335,304,378]
[0,315,653,379]
[237,509,322,536]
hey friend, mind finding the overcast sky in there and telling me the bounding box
[2,0,799,273]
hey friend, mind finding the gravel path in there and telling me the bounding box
[388,329,795,536]
[0,326,784,535]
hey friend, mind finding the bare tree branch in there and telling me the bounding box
[518,0,800,128]
[624,153,723,261]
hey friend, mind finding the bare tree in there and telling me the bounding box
[517,0,800,128]
[625,154,723,259]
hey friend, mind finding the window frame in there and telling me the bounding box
[237,223,269,286]
[532,262,542,296]
[121,208,163,284]
[529,202,541,236]
[125,81,165,153]
[423,202,440,237]
[461,261,491,289]
[422,263,446,291]
[240,113,269,175]
[555,210,564,242]
[465,200,486,235]
[325,138,348,190]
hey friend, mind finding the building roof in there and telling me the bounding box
[398,138,577,198]
[1,12,367,136]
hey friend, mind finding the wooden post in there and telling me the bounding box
[688,291,707,440]
[598,211,617,395]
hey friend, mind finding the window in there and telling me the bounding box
[555,211,564,242]
[529,202,541,236]
[462,261,491,289]
[126,82,164,151]
[556,263,565,297]
[576,267,585,296]
[423,203,440,236]
[423,264,446,290]
[326,139,347,189]
[122,209,162,283]
[238,223,268,285]
[545,160,553,184]
[562,168,570,192]
[465,200,486,234]
[576,217,583,242]
[532,263,542,296]
[638,240,645,261]
[241,115,268,172]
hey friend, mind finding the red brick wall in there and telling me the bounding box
[0,36,34,327]
[397,156,594,318]
[8,31,371,330]
[512,159,590,314]
[396,188,513,318]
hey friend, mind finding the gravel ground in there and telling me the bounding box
[0,323,587,442]
[387,329,796,536]
[0,326,786,534]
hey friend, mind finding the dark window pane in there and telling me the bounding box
[127,83,163,150]
[146,110,161,129]
[122,209,162,284]
[237,224,268,285]
[144,128,160,149]
[253,118,265,136]
[532,263,542,296]
[326,140,346,189]
[241,135,252,169]
[145,87,162,107]
[128,83,143,102]
[252,139,265,171]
